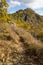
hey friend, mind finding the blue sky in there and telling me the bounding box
[7,0,43,15]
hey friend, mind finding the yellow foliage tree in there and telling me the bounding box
[0,0,10,22]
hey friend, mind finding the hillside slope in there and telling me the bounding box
[0,22,43,65]
[11,8,41,22]
[10,8,43,42]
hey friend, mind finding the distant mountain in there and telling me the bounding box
[11,8,42,24]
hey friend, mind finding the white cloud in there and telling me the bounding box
[19,0,34,3]
[26,0,43,9]
[8,0,21,8]
[8,0,43,9]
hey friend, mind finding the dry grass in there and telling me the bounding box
[0,22,43,65]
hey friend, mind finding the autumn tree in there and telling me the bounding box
[0,0,10,22]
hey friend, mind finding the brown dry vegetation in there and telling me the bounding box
[0,22,43,65]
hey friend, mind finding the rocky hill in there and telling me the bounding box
[11,8,42,24]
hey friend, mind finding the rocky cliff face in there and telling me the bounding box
[11,8,41,24]
[0,22,43,65]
